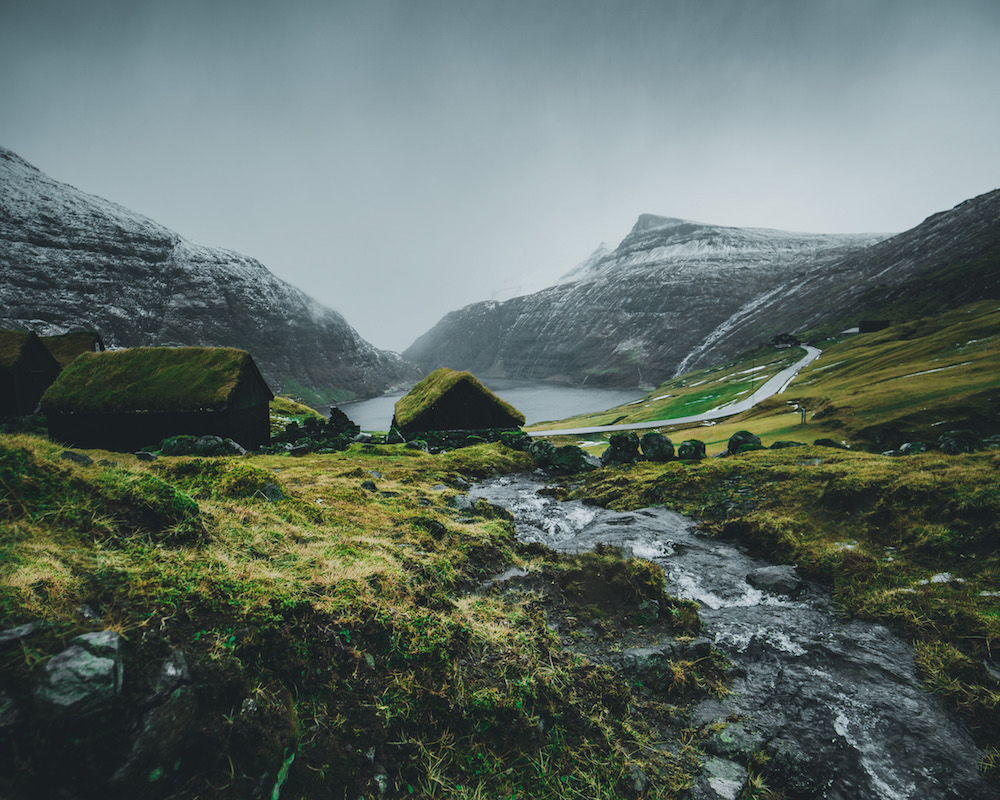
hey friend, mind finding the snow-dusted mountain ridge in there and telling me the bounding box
[405,187,1000,388]
[0,146,416,402]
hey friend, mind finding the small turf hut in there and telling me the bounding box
[41,331,106,367]
[0,330,62,416]
[41,347,274,451]
[392,367,525,434]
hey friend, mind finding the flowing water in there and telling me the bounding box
[471,475,997,800]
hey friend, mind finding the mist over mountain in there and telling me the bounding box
[404,216,885,387]
[0,147,417,402]
[404,189,1000,388]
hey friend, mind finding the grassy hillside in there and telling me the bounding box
[529,299,1000,454]
[0,435,722,799]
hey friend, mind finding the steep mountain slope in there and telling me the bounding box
[677,188,1000,373]
[405,215,884,387]
[0,147,417,402]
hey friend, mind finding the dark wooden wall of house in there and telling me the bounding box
[46,404,271,451]
[0,336,62,416]
[398,381,522,433]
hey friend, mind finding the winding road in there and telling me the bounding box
[527,345,821,437]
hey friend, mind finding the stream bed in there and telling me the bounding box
[471,475,997,800]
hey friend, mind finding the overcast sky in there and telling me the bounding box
[2,0,999,351]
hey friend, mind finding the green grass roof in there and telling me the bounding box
[0,330,30,368]
[40,347,256,414]
[394,367,525,428]
[41,332,102,367]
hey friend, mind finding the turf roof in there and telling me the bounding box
[0,330,30,368]
[40,347,260,414]
[394,367,525,428]
[41,332,103,367]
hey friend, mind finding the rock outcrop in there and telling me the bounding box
[405,215,884,386]
[0,146,418,401]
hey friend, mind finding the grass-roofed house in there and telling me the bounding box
[392,367,525,434]
[41,331,105,367]
[0,330,62,416]
[41,346,274,451]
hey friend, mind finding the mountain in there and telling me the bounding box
[405,190,1000,388]
[404,215,885,387]
[0,146,417,402]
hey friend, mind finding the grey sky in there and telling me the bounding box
[2,0,999,351]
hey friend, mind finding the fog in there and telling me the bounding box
[2,0,998,351]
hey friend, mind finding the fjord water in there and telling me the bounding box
[471,476,996,800]
[335,379,644,431]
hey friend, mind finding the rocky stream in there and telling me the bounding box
[471,475,998,800]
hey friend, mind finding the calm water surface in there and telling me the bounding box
[333,378,644,431]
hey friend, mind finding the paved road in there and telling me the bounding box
[527,345,822,437]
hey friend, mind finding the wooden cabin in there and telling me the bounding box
[392,367,525,434]
[40,347,274,451]
[0,330,62,416]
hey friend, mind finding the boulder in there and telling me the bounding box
[677,439,707,460]
[770,440,806,449]
[813,438,847,450]
[160,435,246,457]
[747,565,803,597]
[640,432,674,461]
[727,430,761,454]
[938,430,980,455]
[528,439,556,467]
[60,450,93,466]
[33,630,122,718]
[549,445,600,473]
[600,432,641,466]
[500,430,533,451]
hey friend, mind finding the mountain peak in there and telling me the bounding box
[630,214,696,234]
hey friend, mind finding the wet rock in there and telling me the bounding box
[0,694,20,727]
[939,429,980,454]
[601,432,641,466]
[160,435,246,457]
[134,450,158,461]
[746,565,803,597]
[500,430,533,451]
[0,621,45,646]
[770,440,806,449]
[148,648,191,704]
[898,440,931,455]
[353,432,374,443]
[549,444,600,473]
[622,642,680,687]
[111,686,198,790]
[33,631,122,718]
[529,438,556,467]
[361,480,377,492]
[626,762,650,795]
[686,637,714,659]
[727,430,761,454]
[60,450,93,466]
[691,757,748,800]
[637,599,660,623]
[677,439,707,460]
[640,432,674,461]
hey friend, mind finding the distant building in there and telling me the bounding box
[770,333,801,348]
[41,331,105,367]
[41,346,273,451]
[859,320,891,333]
[392,367,525,434]
[0,330,62,416]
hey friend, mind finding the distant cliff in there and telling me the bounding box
[0,147,417,402]
[405,215,884,387]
